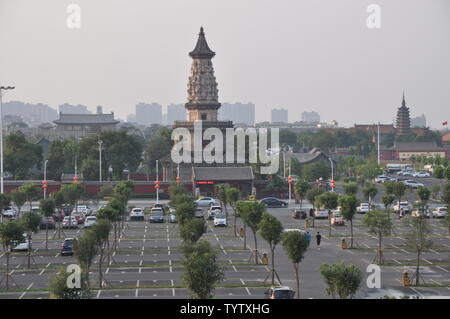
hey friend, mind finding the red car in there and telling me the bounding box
[71,212,85,224]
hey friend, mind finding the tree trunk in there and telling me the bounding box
[243,224,247,249]
[6,252,10,290]
[271,245,275,284]
[378,233,382,265]
[58,217,61,239]
[234,213,237,237]
[107,237,110,265]
[27,233,32,269]
[294,263,300,299]
[350,219,354,248]
[328,211,332,237]
[99,246,104,289]
[45,223,49,250]
[253,231,258,264]
[416,250,421,286]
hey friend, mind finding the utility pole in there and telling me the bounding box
[377,122,381,166]
[98,140,103,182]
[43,160,49,199]
[156,160,159,204]
[0,86,15,194]
[288,161,292,204]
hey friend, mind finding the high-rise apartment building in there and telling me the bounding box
[271,108,288,123]
[136,103,162,126]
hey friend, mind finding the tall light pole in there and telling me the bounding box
[328,157,334,192]
[156,160,159,204]
[377,122,381,166]
[98,140,103,182]
[43,160,49,199]
[0,86,15,194]
[288,161,292,204]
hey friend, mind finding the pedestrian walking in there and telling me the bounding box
[306,231,312,247]
[309,208,314,218]
[316,232,322,250]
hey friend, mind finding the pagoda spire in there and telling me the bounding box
[189,26,216,59]
[402,91,406,107]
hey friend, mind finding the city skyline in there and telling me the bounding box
[1,0,449,128]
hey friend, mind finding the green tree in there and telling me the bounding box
[305,188,324,227]
[97,206,120,263]
[225,188,241,237]
[0,193,11,223]
[61,183,85,213]
[343,183,358,196]
[319,261,363,299]
[4,132,42,179]
[294,180,310,211]
[182,240,224,299]
[214,183,229,216]
[362,211,392,264]
[258,213,283,284]
[362,184,378,211]
[339,195,359,248]
[302,161,330,182]
[175,200,196,226]
[416,186,431,216]
[20,211,41,268]
[433,165,444,181]
[0,221,25,290]
[73,231,98,288]
[316,192,339,237]
[441,184,450,236]
[381,194,396,225]
[10,189,26,219]
[49,266,91,299]
[19,184,41,212]
[179,218,207,244]
[144,127,172,174]
[405,215,433,286]
[89,220,111,289]
[281,231,309,299]
[40,198,56,250]
[391,182,407,207]
[52,191,66,239]
[444,166,450,181]
[239,201,265,264]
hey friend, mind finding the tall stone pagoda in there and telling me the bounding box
[396,92,411,135]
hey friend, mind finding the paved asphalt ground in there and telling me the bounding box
[0,176,449,299]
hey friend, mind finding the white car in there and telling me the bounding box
[357,203,371,214]
[62,216,78,229]
[11,235,31,252]
[314,209,329,219]
[374,176,388,183]
[130,207,145,221]
[393,201,410,213]
[73,205,91,215]
[195,197,217,207]
[2,208,16,218]
[83,216,97,228]
[411,209,431,218]
[403,180,424,188]
[412,171,430,178]
[432,207,448,218]
[331,213,345,226]
[214,213,227,227]
[207,206,222,220]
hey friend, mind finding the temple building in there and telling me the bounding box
[396,93,411,135]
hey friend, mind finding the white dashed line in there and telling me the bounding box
[240,279,251,296]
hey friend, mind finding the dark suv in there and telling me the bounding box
[60,238,75,256]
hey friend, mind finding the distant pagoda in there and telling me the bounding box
[396,92,411,135]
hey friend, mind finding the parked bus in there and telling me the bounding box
[386,163,412,173]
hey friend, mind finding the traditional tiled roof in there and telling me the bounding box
[189,27,215,59]
[394,141,443,151]
[54,113,119,125]
[193,166,254,181]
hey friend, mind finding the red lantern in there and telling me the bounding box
[73,176,79,184]
[330,179,335,188]
[288,176,293,184]
[42,180,48,189]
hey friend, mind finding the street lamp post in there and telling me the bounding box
[98,140,103,182]
[0,86,15,194]
[328,157,334,192]
[156,160,159,204]
[43,160,49,199]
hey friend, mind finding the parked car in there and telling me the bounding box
[169,213,177,223]
[60,238,75,256]
[2,208,16,219]
[331,213,345,226]
[195,197,217,207]
[83,216,97,228]
[207,205,222,220]
[374,175,388,183]
[411,209,431,218]
[11,234,31,252]
[194,208,205,219]
[432,207,448,218]
[292,209,307,219]
[403,180,424,189]
[74,205,91,215]
[314,209,329,219]
[52,209,65,222]
[153,203,168,213]
[260,197,288,208]
[397,170,415,176]
[357,203,371,214]
[412,171,430,178]
[264,286,295,299]
[62,216,78,229]
[71,212,85,225]
[213,213,227,227]
[149,208,165,223]
[40,216,56,230]
[130,207,145,221]
[393,201,411,214]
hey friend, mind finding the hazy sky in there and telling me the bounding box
[1,0,449,128]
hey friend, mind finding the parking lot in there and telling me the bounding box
[0,197,449,299]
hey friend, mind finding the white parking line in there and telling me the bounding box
[422,258,433,265]
[436,265,449,273]
[240,279,251,296]
[135,280,139,297]
[169,259,173,273]
[97,290,102,298]
[392,259,401,264]
[429,249,439,255]
[346,249,354,254]
[171,279,175,297]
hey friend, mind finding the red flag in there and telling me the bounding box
[443,121,448,126]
